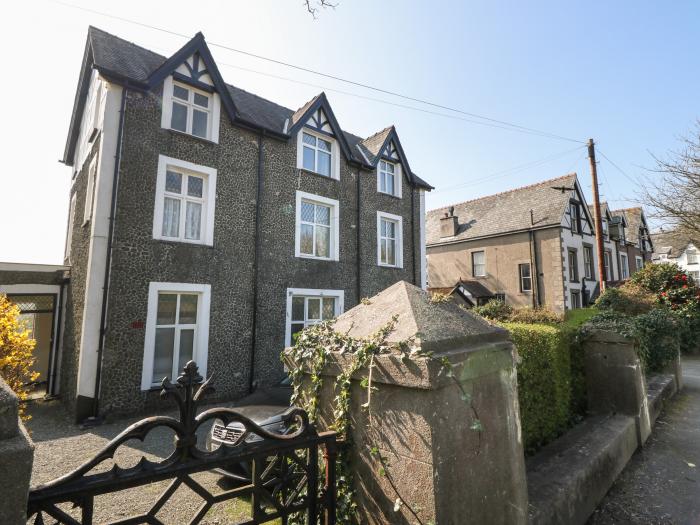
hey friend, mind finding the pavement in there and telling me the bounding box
[589,356,700,525]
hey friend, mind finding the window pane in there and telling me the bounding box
[315,204,330,226]
[380,173,387,193]
[162,197,181,238]
[322,298,336,320]
[380,239,387,263]
[179,294,198,324]
[187,176,203,198]
[316,226,330,258]
[303,147,315,171]
[291,323,305,341]
[178,329,194,371]
[153,327,175,384]
[302,133,316,146]
[473,252,484,265]
[387,239,396,266]
[157,294,177,324]
[386,174,395,195]
[171,102,188,132]
[193,92,209,108]
[307,298,321,320]
[292,297,305,321]
[166,171,182,194]
[173,85,189,100]
[300,224,314,255]
[385,220,396,239]
[301,201,315,223]
[317,151,331,177]
[520,264,531,278]
[192,109,208,138]
[317,138,332,152]
[185,202,202,240]
[386,162,395,174]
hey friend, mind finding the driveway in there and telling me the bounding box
[27,388,290,524]
[589,356,700,525]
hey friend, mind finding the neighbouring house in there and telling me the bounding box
[426,174,600,312]
[611,207,654,279]
[0,27,431,422]
[651,231,699,282]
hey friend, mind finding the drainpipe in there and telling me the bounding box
[528,230,538,308]
[411,187,417,285]
[248,131,265,393]
[92,87,127,419]
[48,277,66,397]
[356,168,362,303]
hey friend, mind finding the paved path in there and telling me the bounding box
[589,356,700,525]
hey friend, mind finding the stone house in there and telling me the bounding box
[0,27,431,422]
[612,207,654,278]
[651,231,699,281]
[426,174,599,312]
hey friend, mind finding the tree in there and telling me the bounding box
[0,294,38,420]
[304,0,337,18]
[642,121,700,242]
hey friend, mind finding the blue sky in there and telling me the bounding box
[1,0,698,263]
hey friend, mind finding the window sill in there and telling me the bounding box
[297,167,338,181]
[378,191,402,200]
[153,237,214,248]
[164,127,218,146]
[296,254,338,262]
[378,263,403,269]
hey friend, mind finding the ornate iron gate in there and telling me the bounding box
[27,361,337,524]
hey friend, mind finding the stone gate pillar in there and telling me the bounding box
[0,377,35,524]
[285,281,527,524]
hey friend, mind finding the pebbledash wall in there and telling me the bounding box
[70,86,423,417]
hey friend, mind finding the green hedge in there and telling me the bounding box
[503,322,585,453]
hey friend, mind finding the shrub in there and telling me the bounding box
[504,322,583,453]
[0,294,38,421]
[595,282,655,315]
[563,307,599,328]
[631,262,683,292]
[509,307,563,325]
[473,299,513,321]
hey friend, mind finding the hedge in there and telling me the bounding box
[503,322,585,453]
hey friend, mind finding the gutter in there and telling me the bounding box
[92,86,127,419]
[427,224,561,249]
[248,131,265,393]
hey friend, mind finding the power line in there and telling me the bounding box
[597,148,640,186]
[430,144,586,194]
[50,0,586,144]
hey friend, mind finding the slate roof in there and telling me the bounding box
[426,173,578,245]
[69,27,432,189]
[357,126,393,165]
[651,231,692,259]
[612,207,643,237]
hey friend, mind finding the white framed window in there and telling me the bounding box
[377,211,403,268]
[635,256,644,271]
[141,282,211,390]
[603,251,611,280]
[519,263,532,292]
[568,249,579,282]
[583,246,594,280]
[378,160,402,198]
[687,248,698,265]
[161,77,220,143]
[285,288,344,347]
[570,290,581,309]
[296,129,340,180]
[472,250,486,277]
[153,155,217,246]
[65,193,77,263]
[689,270,700,282]
[620,253,629,279]
[295,191,339,261]
[83,156,98,225]
[570,203,580,233]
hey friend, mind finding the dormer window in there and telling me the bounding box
[161,77,220,143]
[378,160,402,197]
[301,131,333,177]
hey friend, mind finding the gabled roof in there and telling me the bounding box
[612,207,644,235]
[426,173,580,245]
[650,231,694,259]
[63,27,433,190]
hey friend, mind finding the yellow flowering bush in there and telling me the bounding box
[0,294,38,420]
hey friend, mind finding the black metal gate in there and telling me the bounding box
[27,361,337,524]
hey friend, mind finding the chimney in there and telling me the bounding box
[440,206,458,237]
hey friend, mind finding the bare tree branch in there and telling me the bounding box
[304,0,337,18]
[640,120,700,244]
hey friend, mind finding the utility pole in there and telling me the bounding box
[588,139,607,292]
